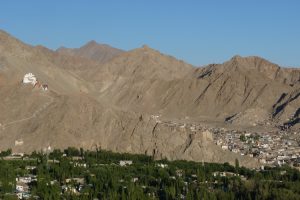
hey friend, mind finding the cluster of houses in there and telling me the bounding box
[150,114,300,168]
[14,174,86,199]
[150,114,207,133]
[22,73,48,91]
[16,174,37,199]
[212,128,300,167]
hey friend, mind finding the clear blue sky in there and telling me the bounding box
[1,1,299,67]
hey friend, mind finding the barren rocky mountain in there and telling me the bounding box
[56,40,124,63]
[0,29,299,168]
[89,51,299,130]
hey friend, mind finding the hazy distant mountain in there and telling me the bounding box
[56,40,124,63]
[0,29,299,167]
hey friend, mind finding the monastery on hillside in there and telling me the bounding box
[22,73,48,91]
[22,73,37,85]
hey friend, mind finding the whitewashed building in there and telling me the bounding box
[23,73,37,85]
[15,139,24,146]
[119,160,133,166]
[156,163,168,168]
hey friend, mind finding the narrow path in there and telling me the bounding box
[0,95,54,130]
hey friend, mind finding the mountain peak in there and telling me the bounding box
[94,44,193,81]
[226,55,279,70]
[229,55,274,64]
[85,40,99,47]
[142,44,150,49]
[213,55,288,82]
[56,40,124,63]
[230,55,243,61]
[134,44,159,54]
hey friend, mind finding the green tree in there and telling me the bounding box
[240,134,246,142]
[235,159,239,169]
